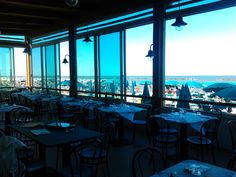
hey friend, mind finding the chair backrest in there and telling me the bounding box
[227,154,236,171]
[0,128,5,137]
[227,120,236,154]
[148,116,160,144]
[132,146,165,177]
[200,119,219,144]
[10,107,32,125]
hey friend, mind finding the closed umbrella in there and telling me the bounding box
[177,84,191,109]
[141,81,150,103]
[203,83,235,92]
[131,81,136,96]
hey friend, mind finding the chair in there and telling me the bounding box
[149,116,179,161]
[82,102,99,129]
[187,119,219,164]
[130,105,152,143]
[78,122,114,177]
[132,146,165,177]
[16,146,46,177]
[0,128,6,137]
[227,154,236,171]
[10,107,35,147]
[227,120,236,154]
[205,107,223,150]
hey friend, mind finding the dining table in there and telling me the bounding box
[9,123,103,168]
[98,103,146,145]
[150,159,236,177]
[151,111,217,159]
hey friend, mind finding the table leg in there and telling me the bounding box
[180,124,187,160]
[5,112,10,135]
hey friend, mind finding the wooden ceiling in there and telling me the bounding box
[0,0,158,37]
[0,0,234,38]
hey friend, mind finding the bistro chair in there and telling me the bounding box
[0,128,6,137]
[132,146,166,177]
[227,120,236,154]
[9,107,35,147]
[16,146,46,177]
[187,119,219,164]
[227,154,236,171]
[149,116,179,161]
[82,102,99,129]
[131,105,152,143]
[77,122,114,177]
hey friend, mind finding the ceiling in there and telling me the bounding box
[0,0,157,37]
[0,0,234,38]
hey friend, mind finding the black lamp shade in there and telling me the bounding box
[62,57,69,64]
[145,50,155,58]
[171,15,187,27]
[83,34,93,42]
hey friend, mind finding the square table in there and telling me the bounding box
[151,111,217,159]
[98,104,146,145]
[151,159,235,177]
[9,124,103,168]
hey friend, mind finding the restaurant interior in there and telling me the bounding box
[1,0,236,177]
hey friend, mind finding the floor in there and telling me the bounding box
[51,124,233,177]
[1,119,234,177]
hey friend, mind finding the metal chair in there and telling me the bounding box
[227,154,236,171]
[187,119,219,164]
[227,120,236,154]
[132,146,166,177]
[149,116,179,161]
[78,122,114,177]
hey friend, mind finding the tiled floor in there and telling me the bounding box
[1,121,234,177]
[58,125,233,177]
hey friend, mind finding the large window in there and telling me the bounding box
[76,38,94,96]
[14,48,26,87]
[0,47,13,87]
[126,24,153,103]
[45,45,57,89]
[165,6,236,112]
[59,41,69,94]
[99,32,121,97]
[32,47,42,87]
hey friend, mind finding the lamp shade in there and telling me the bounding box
[62,54,69,64]
[83,34,92,42]
[171,15,187,28]
[145,50,155,58]
[145,44,155,58]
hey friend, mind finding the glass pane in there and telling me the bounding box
[14,48,26,87]
[165,6,236,112]
[60,41,69,95]
[77,38,94,96]
[45,45,56,89]
[99,32,120,97]
[126,24,153,104]
[0,47,13,87]
[32,47,42,87]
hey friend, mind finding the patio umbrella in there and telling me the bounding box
[60,80,70,86]
[131,81,136,96]
[165,80,179,87]
[183,81,203,88]
[177,84,191,109]
[213,87,236,101]
[141,81,150,103]
[203,83,235,92]
[138,80,152,85]
[110,81,115,98]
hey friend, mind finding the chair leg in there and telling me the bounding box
[132,125,136,142]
